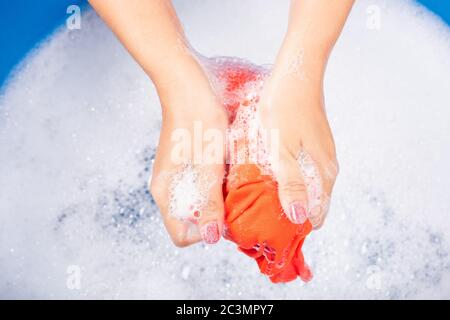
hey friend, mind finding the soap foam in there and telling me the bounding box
[168,163,215,222]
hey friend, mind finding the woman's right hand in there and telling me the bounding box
[88,0,229,247]
[148,57,228,247]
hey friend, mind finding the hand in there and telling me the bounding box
[148,58,228,246]
[258,38,339,229]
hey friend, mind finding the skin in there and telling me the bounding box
[89,0,354,246]
[259,0,354,228]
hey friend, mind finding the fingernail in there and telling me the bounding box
[201,221,220,244]
[290,202,307,224]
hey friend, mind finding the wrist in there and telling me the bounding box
[284,27,333,59]
[280,30,330,71]
[267,33,329,91]
[150,56,222,117]
[147,48,203,86]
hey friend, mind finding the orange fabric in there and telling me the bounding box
[217,62,313,283]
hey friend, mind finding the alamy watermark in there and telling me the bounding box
[366,5,382,31]
[169,121,280,169]
[66,5,81,30]
[66,265,81,290]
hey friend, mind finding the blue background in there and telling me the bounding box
[0,0,449,88]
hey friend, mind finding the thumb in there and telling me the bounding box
[197,169,225,244]
[275,150,309,224]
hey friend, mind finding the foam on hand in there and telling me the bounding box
[168,164,212,223]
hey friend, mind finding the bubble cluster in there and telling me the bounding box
[168,164,215,222]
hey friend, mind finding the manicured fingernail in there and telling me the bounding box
[201,221,220,244]
[290,202,307,224]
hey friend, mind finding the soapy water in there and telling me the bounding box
[1,0,450,298]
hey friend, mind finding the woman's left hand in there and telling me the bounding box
[258,37,339,229]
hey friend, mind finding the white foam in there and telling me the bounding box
[0,0,450,299]
[168,164,212,222]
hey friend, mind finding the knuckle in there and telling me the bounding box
[149,178,164,202]
[171,236,191,248]
[168,229,189,248]
[169,230,198,248]
[206,197,223,213]
[311,214,326,229]
[322,157,339,181]
[279,179,307,195]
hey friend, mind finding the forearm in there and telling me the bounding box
[274,0,354,85]
[88,0,202,88]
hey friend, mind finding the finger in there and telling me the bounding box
[308,199,328,230]
[275,148,309,224]
[149,134,203,247]
[196,165,225,244]
[308,155,338,229]
[149,168,202,247]
[150,118,226,246]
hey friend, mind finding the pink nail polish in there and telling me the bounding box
[201,222,220,244]
[290,202,307,224]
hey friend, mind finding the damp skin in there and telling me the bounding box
[282,49,306,80]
